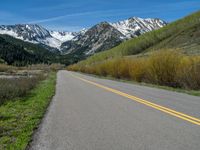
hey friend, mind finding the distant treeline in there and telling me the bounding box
[0,35,79,66]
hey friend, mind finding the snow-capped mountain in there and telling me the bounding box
[110,17,167,38]
[0,17,166,55]
[0,24,76,49]
[61,17,167,55]
[61,22,125,55]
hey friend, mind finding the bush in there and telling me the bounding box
[146,50,182,87]
[128,58,147,82]
[176,56,200,89]
[68,49,200,90]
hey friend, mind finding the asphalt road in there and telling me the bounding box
[29,70,200,150]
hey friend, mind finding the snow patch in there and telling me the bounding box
[50,31,75,42]
[0,29,24,40]
[43,37,62,49]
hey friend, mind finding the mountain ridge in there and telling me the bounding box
[0,17,166,54]
[70,11,200,66]
[0,24,77,49]
[61,17,166,56]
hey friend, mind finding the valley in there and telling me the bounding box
[0,3,200,149]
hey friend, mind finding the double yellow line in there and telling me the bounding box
[71,74,200,126]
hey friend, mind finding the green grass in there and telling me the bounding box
[0,72,56,150]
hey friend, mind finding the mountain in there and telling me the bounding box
[110,17,167,38]
[67,11,200,90]
[61,22,126,56]
[70,11,200,66]
[0,17,166,56]
[0,17,166,65]
[0,24,76,50]
[61,17,167,56]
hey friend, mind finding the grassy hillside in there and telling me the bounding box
[145,22,200,54]
[76,11,200,65]
[68,11,200,90]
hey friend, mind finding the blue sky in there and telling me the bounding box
[0,0,200,31]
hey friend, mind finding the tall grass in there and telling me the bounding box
[0,74,46,105]
[68,49,200,90]
[0,64,16,72]
[0,63,63,104]
[24,63,65,71]
[0,63,64,73]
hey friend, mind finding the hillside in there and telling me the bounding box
[61,18,166,57]
[77,11,200,65]
[0,35,60,65]
[68,11,200,90]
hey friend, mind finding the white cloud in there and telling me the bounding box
[28,9,132,24]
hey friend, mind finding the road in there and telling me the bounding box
[29,70,200,150]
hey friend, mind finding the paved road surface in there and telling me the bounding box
[29,71,200,150]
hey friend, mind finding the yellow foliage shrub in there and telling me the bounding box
[128,58,147,82]
[146,50,182,87]
[176,56,200,89]
[67,49,200,90]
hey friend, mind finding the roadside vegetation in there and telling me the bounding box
[0,73,45,105]
[68,49,200,90]
[0,63,63,105]
[0,64,60,149]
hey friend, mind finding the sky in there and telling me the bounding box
[0,0,200,31]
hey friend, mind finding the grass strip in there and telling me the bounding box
[0,72,56,150]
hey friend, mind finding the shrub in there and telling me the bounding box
[146,50,182,87]
[67,49,200,90]
[128,58,147,82]
[115,58,130,79]
[176,56,200,89]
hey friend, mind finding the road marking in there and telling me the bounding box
[71,73,200,126]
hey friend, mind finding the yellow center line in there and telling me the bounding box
[70,73,200,126]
